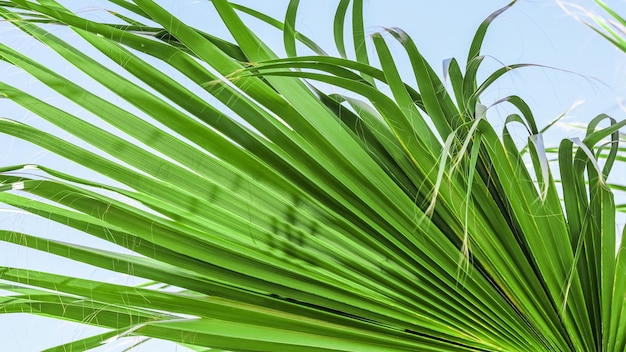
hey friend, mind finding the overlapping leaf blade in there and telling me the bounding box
[0,1,624,351]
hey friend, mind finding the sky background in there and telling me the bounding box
[0,0,625,350]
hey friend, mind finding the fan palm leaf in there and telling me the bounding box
[0,0,624,351]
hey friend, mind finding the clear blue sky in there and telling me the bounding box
[0,0,625,350]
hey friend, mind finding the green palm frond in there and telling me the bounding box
[588,0,626,54]
[0,1,624,351]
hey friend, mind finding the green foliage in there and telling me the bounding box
[585,0,626,54]
[0,1,624,351]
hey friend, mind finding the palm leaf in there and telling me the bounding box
[582,0,626,55]
[0,1,624,351]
